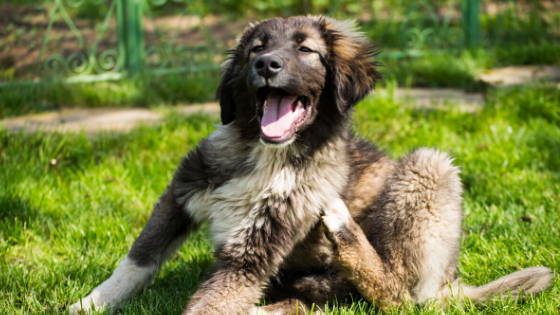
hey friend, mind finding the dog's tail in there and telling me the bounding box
[441,266,553,302]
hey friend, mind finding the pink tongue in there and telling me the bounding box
[261,92,299,139]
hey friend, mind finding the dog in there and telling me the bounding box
[70,16,553,314]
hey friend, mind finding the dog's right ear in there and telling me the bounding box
[217,58,236,125]
[217,22,262,125]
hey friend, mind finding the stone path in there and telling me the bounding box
[1,88,487,134]
[4,64,559,134]
[380,88,484,112]
[478,65,560,86]
[1,103,219,134]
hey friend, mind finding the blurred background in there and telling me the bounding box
[0,0,558,118]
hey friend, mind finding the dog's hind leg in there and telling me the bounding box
[70,183,198,314]
[382,148,552,303]
[322,198,405,308]
[389,148,464,303]
[322,148,464,307]
[324,148,553,307]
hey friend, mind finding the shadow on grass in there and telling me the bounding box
[0,71,220,119]
[0,193,58,245]
[0,129,133,175]
[531,131,560,174]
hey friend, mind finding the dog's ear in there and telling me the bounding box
[216,58,237,125]
[320,18,380,113]
[216,22,261,125]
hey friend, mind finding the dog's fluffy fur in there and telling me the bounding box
[70,16,553,314]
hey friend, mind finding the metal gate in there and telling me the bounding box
[3,0,221,85]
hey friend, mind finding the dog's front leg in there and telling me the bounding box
[70,182,198,314]
[321,199,401,308]
[184,210,316,315]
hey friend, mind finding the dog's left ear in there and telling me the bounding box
[321,18,380,113]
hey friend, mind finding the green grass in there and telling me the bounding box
[1,83,559,314]
[0,71,219,119]
[379,44,560,90]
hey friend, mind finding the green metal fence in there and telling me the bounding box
[118,0,145,75]
[0,0,489,86]
[38,0,127,82]
[3,0,559,88]
[462,0,480,48]
[11,0,221,85]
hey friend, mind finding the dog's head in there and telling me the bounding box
[218,16,380,146]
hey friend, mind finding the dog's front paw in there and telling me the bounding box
[69,291,107,314]
[69,279,123,314]
[321,199,351,233]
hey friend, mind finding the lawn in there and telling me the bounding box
[0,82,558,314]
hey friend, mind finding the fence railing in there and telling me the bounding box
[7,0,221,85]
[4,0,486,86]
[462,0,480,48]
[37,0,126,82]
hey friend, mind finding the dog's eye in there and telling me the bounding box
[251,45,265,53]
[298,46,313,53]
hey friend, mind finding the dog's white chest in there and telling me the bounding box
[185,165,315,247]
[183,130,349,248]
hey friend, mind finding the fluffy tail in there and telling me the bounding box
[442,266,553,302]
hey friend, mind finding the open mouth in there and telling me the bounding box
[257,87,310,144]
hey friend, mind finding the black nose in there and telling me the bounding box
[254,55,283,78]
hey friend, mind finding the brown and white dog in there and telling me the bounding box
[70,16,553,314]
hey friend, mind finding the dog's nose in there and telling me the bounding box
[254,55,283,78]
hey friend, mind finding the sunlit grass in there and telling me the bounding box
[0,72,220,119]
[0,84,559,314]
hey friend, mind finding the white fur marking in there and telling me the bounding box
[321,198,351,233]
[69,256,156,314]
[259,136,296,148]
